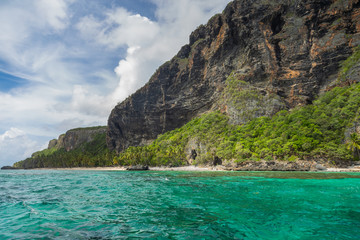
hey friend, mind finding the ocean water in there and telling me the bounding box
[0,170,360,239]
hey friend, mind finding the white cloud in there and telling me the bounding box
[76,0,231,104]
[0,127,25,141]
[77,8,159,49]
[35,0,69,31]
[0,128,45,166]
[0,0,70,70]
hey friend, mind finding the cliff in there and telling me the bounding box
[108,0,360,153]
[13,126,113,169]
[45,126,107,152]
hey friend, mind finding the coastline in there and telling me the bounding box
[29,166,221,172]
[20,165,360,172]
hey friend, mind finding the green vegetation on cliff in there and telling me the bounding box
[339,46,360,81]
[113,82,360,166]
[14,82,360,169]
[13,132,115,169]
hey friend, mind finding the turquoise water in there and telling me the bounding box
[1,171,360,239]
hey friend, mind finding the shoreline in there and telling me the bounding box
[28,166,221,172]
[14,165,360,172]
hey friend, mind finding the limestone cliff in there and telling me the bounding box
[108,0,360,153]
[47,127,107,152]
[16,126,112,169]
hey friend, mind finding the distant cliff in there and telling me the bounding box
[14,126,114,169]
[44,126,107,153]
[108,0,360,153]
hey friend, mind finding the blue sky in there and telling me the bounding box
[0,0,231,166]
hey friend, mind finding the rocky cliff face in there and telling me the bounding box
[108,0,360,153]
[48,127,107,152]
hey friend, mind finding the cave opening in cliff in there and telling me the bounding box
[271,14,285,35]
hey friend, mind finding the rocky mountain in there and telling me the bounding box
[14,126,114,169]
[44,126,107,153]
[107,0,360,153]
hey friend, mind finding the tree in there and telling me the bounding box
[347,133,360,159]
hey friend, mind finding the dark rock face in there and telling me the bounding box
[225,160,357,171]
[49,127,107,152]
[228,160,314,171]
[1,166,17,170]
[108,0,360,153]
[126,165,149,171]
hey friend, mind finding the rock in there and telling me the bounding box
[62,127,107,151]
[213,156,222,166]
[229,160,314,171]
[1,166,17,170]
[315,164,327,171]
[48,139,58,149]
[49,127,107,152]
[107,0,360,153]
[126,165,149,171]
[353,161,360,166]
[184,138,210,164]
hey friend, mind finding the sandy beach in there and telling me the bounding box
[27,165,360,172]
[30,166,222,171]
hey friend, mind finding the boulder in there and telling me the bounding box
[126,165,149,171]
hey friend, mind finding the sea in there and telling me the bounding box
[0,170,360,239]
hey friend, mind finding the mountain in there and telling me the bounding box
[45,126,107,152]
[107,0,360,153]
[13,0,360,170]
[13,127,115,169]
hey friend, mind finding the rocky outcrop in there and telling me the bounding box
[126,165,149,171]
[226,160,315,171]
[1,166,17,170]
[108,0,360,153]
[49,127,107,152]
[224,160,349,171]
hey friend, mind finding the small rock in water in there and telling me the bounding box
[126,165,149,171]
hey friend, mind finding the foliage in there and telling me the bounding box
[347,133,360,159]
[68,126,107,132]
[114,111,230,166]
[13,133,116,169]
[114,83,360,166]
[221,71,284,124]
[339,46,360,81]
[13,83,360,168]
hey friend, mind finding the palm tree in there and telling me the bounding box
[347,133,360,159]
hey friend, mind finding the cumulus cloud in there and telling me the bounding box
[0,0,70,71]
[76,0,231,103]
[0,128,45,166]
[77,8,159,49]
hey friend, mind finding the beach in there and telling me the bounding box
[27,165,360,172]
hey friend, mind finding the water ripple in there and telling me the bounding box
[0,170,359,239]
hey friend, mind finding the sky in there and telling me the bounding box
[0,0,232,166]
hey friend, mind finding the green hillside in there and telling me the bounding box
[113,82,360,167]
[14,132,115,169]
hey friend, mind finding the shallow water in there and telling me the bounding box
[0,170,359,239]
